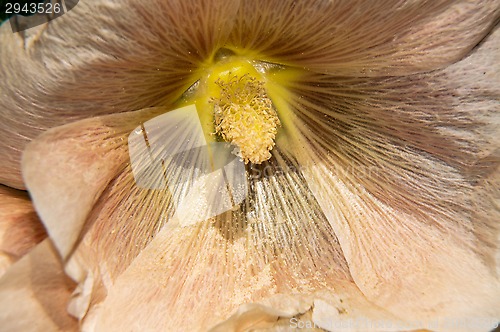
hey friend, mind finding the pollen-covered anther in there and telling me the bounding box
[211,74,280,164]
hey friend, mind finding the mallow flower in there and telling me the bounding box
[0,0,499,331]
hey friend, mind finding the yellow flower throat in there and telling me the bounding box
[184,57,289,165]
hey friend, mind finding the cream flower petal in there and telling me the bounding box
[4,2,499,331]
[20,104,409,330]
[281,25,500,330]
[0,185,46,276]
[0,0,239,189]
[22,104,244,288]
[3,0,498,189]
[79,156,405,330]
[0,239,77,332]
[19,104,233,315]
[230,0,499,76]
[94,217,405,331]
[22,107,173,260]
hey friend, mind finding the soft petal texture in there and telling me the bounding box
[5,1,500,330]
[22,107,171,258]
[0,0,239,189]
[2,0,498,188]
[21,105,410,330]
[0,185,46,276]
[22,101,494,330]
[0,239,77,332]
[94,213,403,331]
[278,25,500,329]
[21,105,198,321]
[230,0,500,76]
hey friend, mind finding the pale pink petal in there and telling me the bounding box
[3,1,498,189]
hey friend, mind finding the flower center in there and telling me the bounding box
[209,71,280,164]
[196,59,280,164]
[178,56,298,164]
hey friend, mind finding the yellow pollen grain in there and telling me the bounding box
[210,73,280,164]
